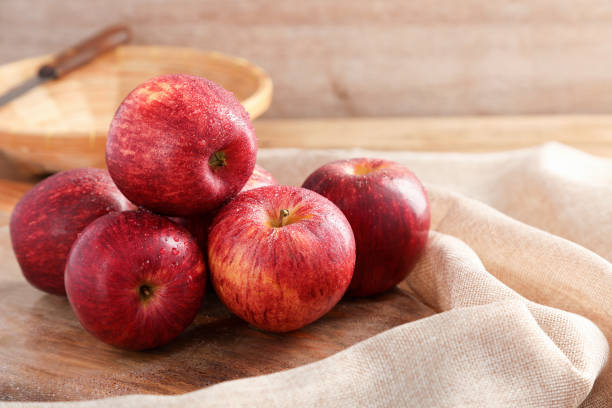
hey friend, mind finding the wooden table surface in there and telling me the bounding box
[255,115,612,155]
[1,114,610,401]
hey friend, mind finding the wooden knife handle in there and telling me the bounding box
[38,24,131,79]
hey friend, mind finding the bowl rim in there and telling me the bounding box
[0,45,273,172]
[0,44,273,135]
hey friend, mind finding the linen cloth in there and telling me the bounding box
[2,143,610,407]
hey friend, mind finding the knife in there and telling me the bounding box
[0,24,131,108]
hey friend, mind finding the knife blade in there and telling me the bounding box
[0,24,131,108]
[0,76,49,107]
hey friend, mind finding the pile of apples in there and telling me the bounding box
[9,74,430,351]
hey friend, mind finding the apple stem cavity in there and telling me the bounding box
[279,209,290,227]
[209,151,227,169]
[139,284,154,301]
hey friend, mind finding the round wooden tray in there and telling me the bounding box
[0,46,273,173]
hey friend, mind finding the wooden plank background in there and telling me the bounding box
[2,0,612,118]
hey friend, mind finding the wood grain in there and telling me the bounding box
[255,115,612,156]
[3,0,612,117]
[0,179,31,227]
[0,45,272,173]
[0,237,434,401]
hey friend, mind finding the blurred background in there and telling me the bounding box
[3,0,612,118]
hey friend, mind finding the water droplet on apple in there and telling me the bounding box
[171,247,179,256]
[159,248,165,255]
[173,236,179,242]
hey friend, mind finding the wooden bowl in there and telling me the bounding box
[0,45,273,173]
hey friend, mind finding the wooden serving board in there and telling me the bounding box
[0,232,433,401]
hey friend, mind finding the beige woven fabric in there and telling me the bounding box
[3,143,611,407]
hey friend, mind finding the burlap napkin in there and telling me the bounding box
[2,143,610,407]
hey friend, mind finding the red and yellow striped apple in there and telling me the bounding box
[106,74,257,216]
[208,185,355,332]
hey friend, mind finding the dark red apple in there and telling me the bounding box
[302,158,430,297]
[9,168,134,295]
[208,185,355,332]
[106,74,257,216]
[65,210,206,350]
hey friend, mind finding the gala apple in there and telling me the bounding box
[208,185,355,332]
[106,74,257,216]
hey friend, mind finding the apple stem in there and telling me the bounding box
[279,209,290,227]
[209,151,227,168]
[139,284,153,301]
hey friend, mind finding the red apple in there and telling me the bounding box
[9,168,134,295]
[171,164,278,295]
[106,74,257,216]
[170,212,215,252]
[171,164,278,249]
[302,158,430,297]
[65,210,206,350]
[241,164,277,191]
[208,185,355,332]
